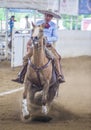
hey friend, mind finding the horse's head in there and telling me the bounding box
[31,23,44,47]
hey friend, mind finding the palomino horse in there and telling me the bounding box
[23,24,59,119]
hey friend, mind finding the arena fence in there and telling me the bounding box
[56,30,91,58]
[0,34,6,61]
[5,29,91,67]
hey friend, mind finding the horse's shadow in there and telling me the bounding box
[30,102,79,123]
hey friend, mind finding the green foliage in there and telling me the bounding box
[0,8,5,20]
[0,8,91,30]
[61,14,90,30]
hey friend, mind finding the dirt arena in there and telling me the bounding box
[0,56,91,130]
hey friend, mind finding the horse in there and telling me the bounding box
[22,24,60,120]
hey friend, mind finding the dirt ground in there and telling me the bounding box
[0,56,91,130]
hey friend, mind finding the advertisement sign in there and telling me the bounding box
[81,18,91,30]
[79,0,91,14]
[60,0,79,15]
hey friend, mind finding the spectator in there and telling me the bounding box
[8,15,16,36]
[25,16,30,29]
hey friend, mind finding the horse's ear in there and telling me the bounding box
[32,22,35,28]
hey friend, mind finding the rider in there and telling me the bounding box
[12,9,65,84]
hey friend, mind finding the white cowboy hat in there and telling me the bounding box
[38,9,61,19]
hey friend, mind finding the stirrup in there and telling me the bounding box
[12,78,23,84]
[58,75,65,83]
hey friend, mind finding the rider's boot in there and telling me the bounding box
[45,47,65,83]
[54,58,65,83]
[12,64,27,84]
[58,73,65,83]
[57,64,65,83]
[22,99,30,119]
[12,50,33,84]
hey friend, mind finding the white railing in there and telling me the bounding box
[56,30,91,58]
[11,28,31,67]
[11,30,91,67]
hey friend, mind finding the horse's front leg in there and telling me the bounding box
[42,80,50,115]
[22,77,32,119]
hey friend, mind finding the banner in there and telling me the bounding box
[8,8,34,13]
[60,0,79,16]
[79,0,91,14]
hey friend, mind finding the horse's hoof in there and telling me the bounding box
[42,105,48,115]
[22,110,30,120]
[20,113,32,123]
[24,114,30,119]
[22,109,30,119]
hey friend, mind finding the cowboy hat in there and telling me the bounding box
[38,9,61,19]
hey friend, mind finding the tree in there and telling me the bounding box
[0,8,5,20]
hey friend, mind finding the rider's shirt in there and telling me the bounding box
[30,20,58,44]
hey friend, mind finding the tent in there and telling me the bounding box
[0,0,91,15]
[0,0,59,11]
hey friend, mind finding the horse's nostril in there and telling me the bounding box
[31,36,38,42]
[35,36,38,40]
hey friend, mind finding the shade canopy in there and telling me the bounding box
[0,0,91,16]
[0,0,59,11]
